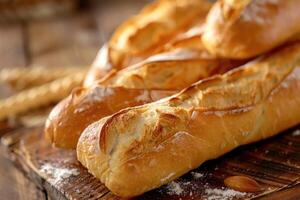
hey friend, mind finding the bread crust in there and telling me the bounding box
[45,87,175,149]
[46,49,240,149]
[98,49,241,90]
[202,0,300,59]
[109,0,212,67]
[77,43,300,197]
[84,0,212,86]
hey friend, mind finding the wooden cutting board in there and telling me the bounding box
[1,124,300,200]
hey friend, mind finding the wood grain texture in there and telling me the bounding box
[1,125,300,200]
[0,145,46,200]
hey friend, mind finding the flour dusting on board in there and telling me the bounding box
[204,187,247,200]
[292,129,300,136]
[40,163,80,185]
[191,172,204,179]
[166,181,184,195]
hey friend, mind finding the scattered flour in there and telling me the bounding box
[191,172,204,179]
[165,179,247,200]
[204,187,247,200]
[164,179,197,196]
[40,163,80,185]
[292,129,300,136]
[166,181,184,195]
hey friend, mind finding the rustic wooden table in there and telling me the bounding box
[0,2,149,199]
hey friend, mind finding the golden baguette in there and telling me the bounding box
[0,71,86,121]
[77,43,300,197]
[98,49,242,90]
[46,0,238,149]
[84,27,206,87]
[202,0,300,59]
[0,67,85,90]
[84,0,212,86]
[45,49,241,149]
[45,87,176,149]
[109,0,212,67]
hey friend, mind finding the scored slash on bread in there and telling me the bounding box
[77,43,300,197]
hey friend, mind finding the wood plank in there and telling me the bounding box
[0,148,46,200]
[2,125,300,200]
[257,184,300,200]
[0,24,27,68]
[27,12,101,68]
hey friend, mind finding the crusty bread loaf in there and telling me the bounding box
[202,0,300,59]
[109,0,212,68]
[77,43,300,197]
[46,49,241,149]
[98,49,242,90]
[47,0,245,149]
[84,0,212,86]
[45,87,175,149]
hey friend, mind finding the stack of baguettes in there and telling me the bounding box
[45,0,300,197]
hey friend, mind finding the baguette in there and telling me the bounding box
[77,43,300,197]
[45,87,175,149]
[98,49,241,90]
[202,0,300,59]
[84,0,212,86]
[109,0,212,68]
[46,49,240,149]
